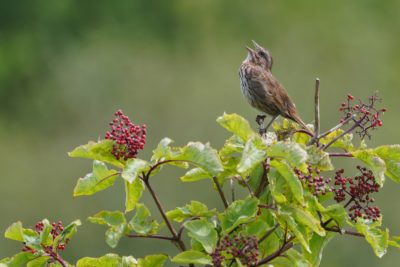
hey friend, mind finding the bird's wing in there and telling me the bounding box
[265,73,309,128]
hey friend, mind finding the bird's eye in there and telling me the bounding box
[258,51,266,57]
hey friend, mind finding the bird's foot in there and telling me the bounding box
[256,115,267,136]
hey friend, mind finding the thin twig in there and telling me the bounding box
[255,158,270,198]
[212,176,229,209]
[258,223,279,243]
[321,121,359,150]
[240,176,255,197]
[314,78,320,138]
[230,178,235,202]
[126,234,176,241]
[323,226,364,237]
[143,178,186,251]
[256,236,295,266]
[328,152,353,157]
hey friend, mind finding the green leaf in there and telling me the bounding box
[320,129,354,151]
[216,113,255,142]
[237,135,267,175]
[267,141,308,168]
[166,201,216,222]
[122,158,150,183]
[124,178,145,212]
[219,135,245,160]
[279,212,311,253]
[172,142,224,176]
[355,220,389,258]
[76,254,122,267]
[53,220,81,251]
[184,219,218,253]
[88,211,127,248]
[137,254,168,267]
[353,149,386,186]
[4,222,24,242]
[180,168,210,182]
[0,252,42,267]
[172,251,212,265]
[270,160,304,204]
[304,233,335,267]
[374,145,400,161]
[374,145,400,183]
[268,169,288,203]
[68,140,125,168]
[74,160,119,197]
[151,137,174,162]
[283,205,325,236]
[219,197,259,233]
[306,146,334,171]
[383,159,400,183]
[270,248,312,267]
[128,203,160,235]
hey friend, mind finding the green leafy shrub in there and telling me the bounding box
[2,93,400,266]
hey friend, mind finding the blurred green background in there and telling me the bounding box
[1,0,400,266]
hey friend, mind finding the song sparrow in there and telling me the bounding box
[239,40,310,132]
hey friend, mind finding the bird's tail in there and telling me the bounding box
[290,112,314,135]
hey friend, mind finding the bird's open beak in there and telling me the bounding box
[246,46,256,60]
[252,40,263,51]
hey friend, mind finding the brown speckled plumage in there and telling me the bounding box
[239,41,308,130]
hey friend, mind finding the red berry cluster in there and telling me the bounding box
[211,234,259,266]
[22,221,69,254]
[105,110,146,160]
[333,167,381,221]
[294,166,332,196]
[339,93,386,139]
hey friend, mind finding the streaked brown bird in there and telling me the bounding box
[239,40,310,131]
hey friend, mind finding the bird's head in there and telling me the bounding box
[244,40,273,70]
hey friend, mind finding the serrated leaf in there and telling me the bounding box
[219,197,259,233]
[122,159,150,183]
[128,204,159,235]
[74,160,119,197]
[355,220,389,258]
[88,211,127,248]
[68,140,125,168]
[383,159,400,183]
[180,168,210,182]
[125,178,145,212]
[216,113,255,142]
[166,201,216,222]
[306,146,334,171]
[172,142,224,176]
[353,149,386,186]
[270,160,304,204]
[172,251,212,265]
[267,142,308,168]
[184,219,218,253]
[237,135,267,175]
